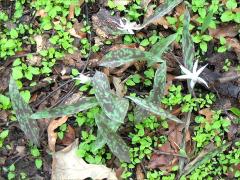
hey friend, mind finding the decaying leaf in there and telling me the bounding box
[95,114,131,163]
[209,24,239,38]
[100,48,158,68]
[127,96,183,123]
[48,116,68,152]
[52,139,118,180]
[9,76,40,146]
[142,0,183,27]
[112,76,127,97]
[31,97,98,119]
[92,71,129,123]
[199,108,213,123]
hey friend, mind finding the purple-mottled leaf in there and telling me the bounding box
[127,96,183,123]
[93,112,121,151]
[100,48,160,68]
[148,33,177,66]
[9,76,40,146]
[95,113,130,163]
[142,0,183,27]
[92,71,129,123]
[149,62,167,104]
[31,97,98,119]
[182,9,194,71]
[181,142,231,177]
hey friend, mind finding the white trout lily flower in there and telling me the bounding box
[114,18,141,34]
[175,60,208,89]
[73,73,92,84]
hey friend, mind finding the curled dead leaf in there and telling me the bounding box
[52,139,117,180]
[47,116,68,152]
[199,108,213,123]
[209,24,239,38]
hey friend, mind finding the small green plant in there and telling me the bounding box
[193,111,231,148]
[76,130,111,164]
[220,0,240,23]
[30,146,43,169]
[125,74,141,87]
[144,68,155,86]
[57,123,67,140]
[0,94,11,110]
[217,36,228,53]
[7,164,16,180]
[162,85,215,112]
[223,59,231,72]
[192,32,213,53]
[0,130,9,148]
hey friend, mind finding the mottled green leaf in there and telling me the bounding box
[134,62,167,123]
[127,96,183,123]
[148,33,177,66]
[100,48,160,68]
[9,76,40,146]
[149,62,167,105]
[180,142,232,177]
[31,97,98,119]
[93,112,122,151]
[142,0,183,27]
[92,71,129,123]
[182,9,194,71]
[201,10,214,34]
[95,113,130,163]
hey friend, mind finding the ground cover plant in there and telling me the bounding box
[0,0,240,179]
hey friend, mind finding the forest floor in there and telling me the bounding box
[0,0,240,179]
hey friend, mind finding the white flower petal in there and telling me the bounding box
[196,63,208,76]
[175,74,192,80]
[197,77,209,88]
[193,60,198,73]
[179,64,192,75]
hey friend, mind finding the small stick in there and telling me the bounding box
[153,149,188,159]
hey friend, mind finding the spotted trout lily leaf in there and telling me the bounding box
[175,60,208,89]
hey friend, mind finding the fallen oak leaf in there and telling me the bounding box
[48,116,68,152]
[52,139,117,180]
[199,108,213,123]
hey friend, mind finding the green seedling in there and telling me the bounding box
[7,164,16,180]
[192,32,213,53]
[31,146,43,169]
[193,111,231,148]
[0,94,11,110]
[217,36,228,53]
[223,59,231,72]
[0,130,9,149]
[57,123,67,140]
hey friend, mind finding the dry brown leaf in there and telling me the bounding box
[164,74,175,95]
[114,0,132,6]
[68,4,75,19]
[112,77,127,97]
[209,24,239,38]
[36,9,47,17]
[141,0,152,7]
[226,38,240,55]
[48,116,68,152]
[136,164,145,180]
[199,108,213,123]
[52,139,117,180]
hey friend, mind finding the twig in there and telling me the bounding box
[153,150,188,158]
